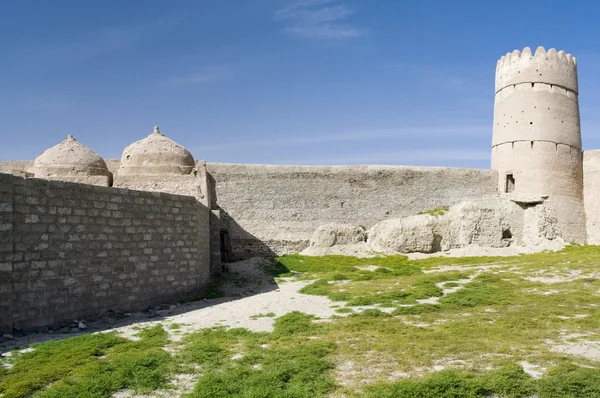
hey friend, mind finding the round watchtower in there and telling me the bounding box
[491,46,585,243]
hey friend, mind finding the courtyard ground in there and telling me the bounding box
[2,246,600,397]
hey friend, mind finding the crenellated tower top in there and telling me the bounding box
[495,46,578,93]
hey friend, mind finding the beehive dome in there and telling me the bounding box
[29,135,112,183]
[117,126,195,175]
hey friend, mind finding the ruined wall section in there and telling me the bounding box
[207,164,498,260]
[0,161,33,175]
[0,173,211,332]
[583,151,600,244]
[491,47,585,243]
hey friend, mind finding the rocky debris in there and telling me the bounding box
[433,198,523,250]
[368,215,438,254]
[300,224,371,257]
[303,197,564,257]
[308,223,367,248]
[367,198,529,255]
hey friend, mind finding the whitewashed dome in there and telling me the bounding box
[29,135,111,179]
[118,126,195,175]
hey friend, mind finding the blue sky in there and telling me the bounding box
[1,0,600,168]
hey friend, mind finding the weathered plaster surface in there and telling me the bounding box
[583,150,600,244]
[206,163,498,260]
[492,47,586,244]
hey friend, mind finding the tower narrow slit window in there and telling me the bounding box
[505,174,515,193]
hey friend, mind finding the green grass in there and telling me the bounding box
[0,326,172,398]
[363,363,600,398]
[297,271,467,307]
[418,206,450,217]
[177,312,335,397]
[4,246,600,397]
[274,246,600,394]
[250,312,276,320]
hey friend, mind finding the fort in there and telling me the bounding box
[1,46,599,333]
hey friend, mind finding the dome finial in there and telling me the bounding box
[153,126,160,135]
[66,134,75,141]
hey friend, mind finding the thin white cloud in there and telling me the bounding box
[164,55,278,87]
[274,0,367,42]
[195,125,489,152]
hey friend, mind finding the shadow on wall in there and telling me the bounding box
[0,256,290,352]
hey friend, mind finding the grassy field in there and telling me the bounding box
[2,246,600,397]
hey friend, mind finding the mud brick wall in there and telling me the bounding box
[206,164,499,260]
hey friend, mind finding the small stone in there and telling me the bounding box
[70,327,80,333]
[78,321,87,330]
[2,334,13,340]
[169,305,177,311]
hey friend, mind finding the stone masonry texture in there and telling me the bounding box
[0,172,211,332]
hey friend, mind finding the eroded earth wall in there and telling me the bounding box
[583,151,600,244]
[0,173,211,332]
[206,164,499,260]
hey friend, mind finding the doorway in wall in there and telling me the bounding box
[220,231,231,263]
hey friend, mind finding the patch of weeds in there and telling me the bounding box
[335,308,354,314]
[392,304,442,315]
[299,272,457,307]
[440,274,515,309]
[418,207,449,217]
[536,363,600,397]
[363,370,487,397]
[178,313,336,398]
[480,363,536,397]
[0,326,172,398]
[250,312,276,320]
[331,273,351,280]
[362,362,600,398]
[272,312,322,337]
[443,281,462,288]
[277,254,416,276]
[350,309,392,318]
[363,365,534,398]
[346,290,412,306]
[299,279,331,296]
[168,323,182,330]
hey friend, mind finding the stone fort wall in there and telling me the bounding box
[0,172,211,332]
[206,164,499,260]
